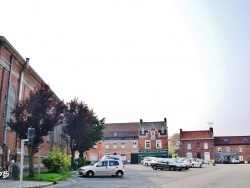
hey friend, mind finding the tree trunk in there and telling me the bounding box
[79,150,84,158]
[28,146,34,177]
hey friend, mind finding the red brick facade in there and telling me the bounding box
[0,36,64,169]
[180,128,214,162]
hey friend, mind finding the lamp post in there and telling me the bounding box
[20,139,29,188]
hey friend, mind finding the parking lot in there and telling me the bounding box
[50,164,250,188]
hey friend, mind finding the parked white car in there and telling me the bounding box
[78,159,125,177]
[231,158,240,164]
[143,157,157,166]
[187,158,202,168]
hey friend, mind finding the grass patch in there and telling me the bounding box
[23,170,72,184]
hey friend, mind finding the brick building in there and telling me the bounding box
[180,127,214,163]
[0,36,64,169]
[214,136,250,163]
[138,118,168,161]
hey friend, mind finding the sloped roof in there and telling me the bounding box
[103,122,140,137]
[140,121,166,130]
[214,136,250,146]
[181,130,213,140]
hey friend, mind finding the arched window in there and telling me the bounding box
[6,85,16,121]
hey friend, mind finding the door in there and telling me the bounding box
[107,160,120,175]
[95,160,108,176]
[204,152,210,163]
[187,152,192,158]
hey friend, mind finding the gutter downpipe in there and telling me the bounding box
[18,58,29,101]
[2,55,14,168]
[14,58,29,161]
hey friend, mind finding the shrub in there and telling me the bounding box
[42,148,71,173]
[75,157,91,168]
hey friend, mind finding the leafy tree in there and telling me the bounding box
[168,133,181,156]
[63,99,105,166]
[8,84,66,177]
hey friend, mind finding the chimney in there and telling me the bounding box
[209,127,213,134]
[164,118,167,123]
[140,119,143,123]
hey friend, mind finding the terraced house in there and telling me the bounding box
[0,36,64,170]
[180,127,214,163]
[214,136,250,163]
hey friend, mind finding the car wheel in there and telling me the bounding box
[116,170,123,177]
[86,171,94,177]
[170,166,174,171]
[145,163,148,166]
[192,164,194,168]
[153,166,157,170]
[185,167,189,170]
[200,164,202,168]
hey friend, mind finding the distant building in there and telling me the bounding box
[180,127,214,163]
[138,118,168,161]
[214,136,250,163]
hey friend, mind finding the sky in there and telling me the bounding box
[1,0,250,136]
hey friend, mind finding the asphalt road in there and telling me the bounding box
[48,163,250,188]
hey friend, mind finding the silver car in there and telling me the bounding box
[78,159,125,177]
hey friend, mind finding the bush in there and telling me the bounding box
[75,157,91,168]
[42,148,71,173]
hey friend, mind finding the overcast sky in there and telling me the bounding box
[1,0,250,136]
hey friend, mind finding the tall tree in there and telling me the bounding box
[63,99,105,165]
[8,84,66,177]
[168,133,181,156]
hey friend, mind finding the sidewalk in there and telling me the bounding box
[0,179,53,188]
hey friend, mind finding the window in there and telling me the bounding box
[239,146,243,152]
[98,160,108,167]
[47,132,50,142]
[105,142,109,149]
[53,127,57,143]
[226,147,230,152]
[218,147,222,152]
[145,140,151,149]
[187,143,191,150]
[114,132,117,136]
[156,140,162,149]
[243,138,249,142]
[121,142,125,149]
[132,141,137,149]
[113,142,117,149]
[6,85,16,122]
[223,138,229,142]
[59,126,62,145]
[109,160,119,166]
[204,142,208,149]
[196,142,200,148]
[151,131,155,138]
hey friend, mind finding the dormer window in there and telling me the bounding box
[141,126,144,134]
[150,131,156,140]
[243,138,248,142]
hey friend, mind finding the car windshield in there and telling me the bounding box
[90,161,99,166]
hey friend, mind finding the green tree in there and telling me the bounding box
[8,84,66,177]
[63,99,105,166]
[168,133,181,156]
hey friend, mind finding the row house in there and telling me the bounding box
[180,127,214,163]
[84,118,168,164]
[138,118,168,162]
[0,36,64,170]
[214,136,250,163]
